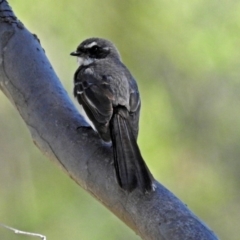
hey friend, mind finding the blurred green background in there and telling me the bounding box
[0,0,239,239]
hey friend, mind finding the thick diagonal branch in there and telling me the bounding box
[0,1,218,240]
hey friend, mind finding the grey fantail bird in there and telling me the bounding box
[70,38,154,193]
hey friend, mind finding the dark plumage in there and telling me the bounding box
[71,38,153,192]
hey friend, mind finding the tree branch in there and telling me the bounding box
[0,1,219,239]
[0,223,46,240]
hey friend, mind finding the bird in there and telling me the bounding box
[70,38,154,193]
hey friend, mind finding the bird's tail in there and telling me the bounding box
[110,108,153,192]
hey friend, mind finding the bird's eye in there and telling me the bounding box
[86,45,109,59]
[89,46,100,54]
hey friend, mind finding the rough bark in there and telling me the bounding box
[0,1,219,239]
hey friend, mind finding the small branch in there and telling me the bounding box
[0,223,46,240]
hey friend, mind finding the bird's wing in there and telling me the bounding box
[129,90,140,113]
[127,90,141,139]
[74,72,114,140]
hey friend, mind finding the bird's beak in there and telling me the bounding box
[70,51,80,56]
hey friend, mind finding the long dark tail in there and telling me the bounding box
[110,109,153,193]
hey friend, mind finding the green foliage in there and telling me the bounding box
[1,0,239,239]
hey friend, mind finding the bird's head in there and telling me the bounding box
[70,38,121,67]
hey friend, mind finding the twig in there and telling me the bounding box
[0,223,46,240]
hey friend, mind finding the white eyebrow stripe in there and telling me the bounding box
[84,42,97,48]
